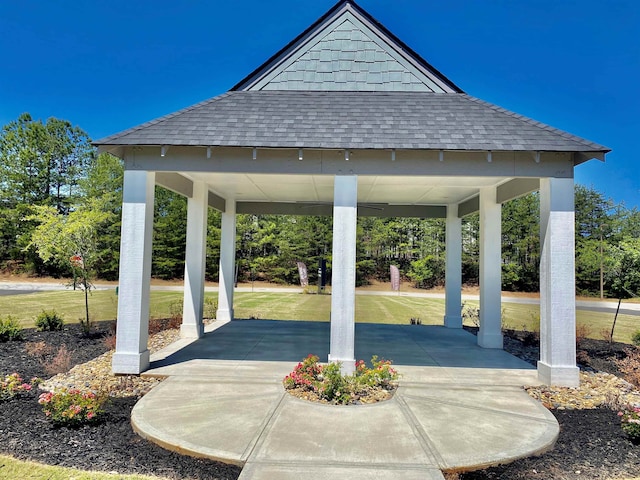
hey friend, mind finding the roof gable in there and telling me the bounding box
[233,0,462,93]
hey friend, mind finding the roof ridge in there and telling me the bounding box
[93,92,235,145]
[463,94,609,152]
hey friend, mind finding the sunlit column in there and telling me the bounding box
[538,177,579,387]
[113,170,155,374]
[328,175,358,374]
[181,181,208,338]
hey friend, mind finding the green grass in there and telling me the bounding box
[0,454,166,480]
[0,290,638,344]
[0,290,185,327]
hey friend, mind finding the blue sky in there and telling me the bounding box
[1,1,638,208]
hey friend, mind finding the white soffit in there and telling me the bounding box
[186,172,508,205]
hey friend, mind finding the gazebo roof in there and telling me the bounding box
[95,91,608,158]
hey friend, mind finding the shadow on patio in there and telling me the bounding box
[148,319,534,371]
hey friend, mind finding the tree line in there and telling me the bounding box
[1,114,639,298]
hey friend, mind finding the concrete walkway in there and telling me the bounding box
[133,320,558,479]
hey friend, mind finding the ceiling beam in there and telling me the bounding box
[155,172,193,197]
[208,191,226,212]
[458,196,479,218]
[236,202,445,218]
[496,178,540,204]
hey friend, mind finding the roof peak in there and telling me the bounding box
[232,1,462,93]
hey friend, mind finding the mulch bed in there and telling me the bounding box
[0,324,240,480]
[1,323,639,480]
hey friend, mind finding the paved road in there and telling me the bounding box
[1,280,639,316]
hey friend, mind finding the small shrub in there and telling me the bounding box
[356,355,399,389]
[44,345,72,376]
[615,349,640,388]
[521,329,540,347]
[409,317,422,325]
[319,361,350,403]
[0,373,36,401]
[149,316,182,335]
[204,296,217,319]
[35,310,65,332]
[103,334,117,351]
[78,315,94,336]
[600,328,613,343]
[632,331,640,347]
[575,323,592,348]
[168,299,183,322]
[38,389,107,426]
[618,405,640,442]
[461,303,479,327]
[0,315,23,342]
[25,341,53,363]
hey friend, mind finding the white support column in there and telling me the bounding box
[113,170,155,374]
[478,187,503,349]
[538,178,579,387]
[444,204,463,328]
[328,175,357,374]
[216,198,236,321]
[181,181,208,339]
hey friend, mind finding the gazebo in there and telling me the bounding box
[96,0,609,387]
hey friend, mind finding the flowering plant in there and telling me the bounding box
[38,388,107,426]
[283,354,400,405]
[619,405,640,441]
[0,373,37,401]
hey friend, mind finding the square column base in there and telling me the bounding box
[444,315,463,329]
[328,354,356,375]
[112,350,150,375]
[537,361,579,387]
[216,308,234,322]
[180,323,204,339]
[477,332,503,349]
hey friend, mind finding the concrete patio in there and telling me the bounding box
[133,319,558,479]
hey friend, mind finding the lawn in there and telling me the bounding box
[0,454,165,480]
[1,289,638,344]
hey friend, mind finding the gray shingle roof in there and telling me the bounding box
[95,91,609,153]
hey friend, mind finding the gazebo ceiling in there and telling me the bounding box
[185,172,506,206]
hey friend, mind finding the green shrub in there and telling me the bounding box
[35,310,65,332]
[38,389,107,426]
[204,296,217,319]
[0,315,23,342]
[0,373,36,401]
[408,255,445,289]
[168,299,183,322]
[619,405,640,441]
[632,331,640,347]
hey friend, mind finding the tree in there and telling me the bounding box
[0,114,94,275]
[575,185,618,298]
[606,238,640,341]
[78,153,124,279]
[0,113,92,211]
[152,187,187,279]
[501,193,540,292]
[27,203,113,330]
